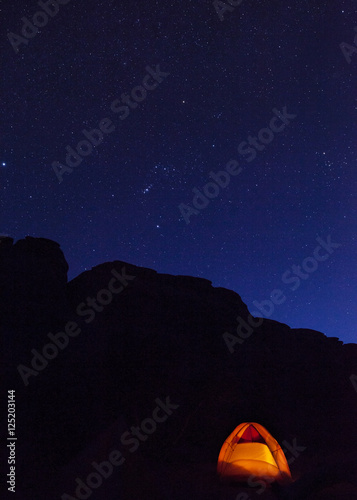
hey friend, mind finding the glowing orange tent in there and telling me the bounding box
[217,422,292,484]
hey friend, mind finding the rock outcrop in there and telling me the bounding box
[2,237,357,500]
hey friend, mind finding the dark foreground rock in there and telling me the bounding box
[2,237,357,499]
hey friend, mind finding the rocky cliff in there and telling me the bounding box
[2,237,357,500]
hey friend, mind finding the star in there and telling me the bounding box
[143,184,153,194]
[1,0,355,346]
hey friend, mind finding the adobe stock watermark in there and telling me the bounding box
[17,267,135,386]
[223,235,341,353]
[178,160,242,224]
[235,439,306,499]
[52,65,170,183]
[178,106,296,224]
[350,375,357,394]
[213,0,243,22]
[340,26,357,64]
[61,397,179,500]
[7,0,71,54]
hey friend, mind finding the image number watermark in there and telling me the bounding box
[7,390,16,493]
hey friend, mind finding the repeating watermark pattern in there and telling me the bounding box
[7,390,16,493]
[282,438,307,466]
[237,107,296,162]
[17,267,135,386]
[178,106,296,224]
[340,26,357,64]
[223,235,341,353]
[235,439,306,499]
[213,0,243,22]
[178,160,242,224]
[7,0,72,54]
[52,65,170,183]
[61,397,179,500]
[350,374,357,393]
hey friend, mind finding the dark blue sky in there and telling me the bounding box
[1,0,356,343]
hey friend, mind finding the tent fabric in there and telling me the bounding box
[217,422,292,484]
[229,443,276,464]
[239,425,265,443]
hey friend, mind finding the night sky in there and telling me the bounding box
[1,0,356,343]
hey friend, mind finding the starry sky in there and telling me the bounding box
[1,0,356,343]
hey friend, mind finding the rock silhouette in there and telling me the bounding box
[2,236,357,499]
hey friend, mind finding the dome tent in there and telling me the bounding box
[217,422,292,484]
